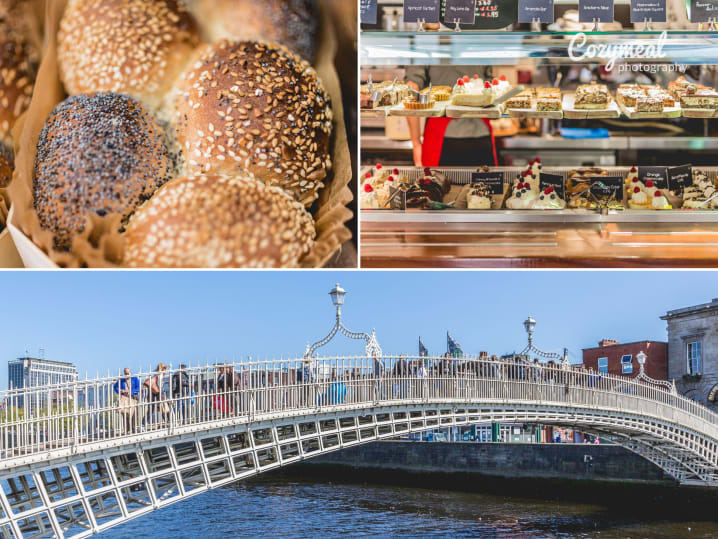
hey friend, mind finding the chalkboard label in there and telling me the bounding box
[441,0,518,29]
[389,186,407,210]
[471,172,505,195]
[539,173,565,199]
[518,0,554,22]
[590,176,623,200]
[579,0,614,22]
[360,0,378,24]
[446,0,478,23]
[630,0,666,22]
[404,0,442,22]
[690,0,718,22]
[638,166,668,189]
[667,164,693,191]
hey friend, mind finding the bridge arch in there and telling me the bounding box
[0,355,717,537]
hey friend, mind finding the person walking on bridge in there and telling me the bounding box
[144,363,168,429]
[171,365,191,422]
[114,368,139,434]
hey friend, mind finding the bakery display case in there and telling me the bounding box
[359,1,718,268]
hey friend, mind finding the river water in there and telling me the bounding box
[101,472,718,538]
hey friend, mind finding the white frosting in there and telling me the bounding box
[651,195,669,209]
[631,190,648,204]
[467,194,492,209]
[531,190,566,209]
[506,188,538,209]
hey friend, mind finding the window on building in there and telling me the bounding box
[598,357,608,374]
[687,342,702,375]
[621,354,633,374]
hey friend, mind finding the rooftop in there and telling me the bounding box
[582,340,666,351]
[661,298,718,320]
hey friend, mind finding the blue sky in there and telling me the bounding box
[0,271,715,388]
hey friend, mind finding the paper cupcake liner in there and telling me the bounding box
[8,0,353,268]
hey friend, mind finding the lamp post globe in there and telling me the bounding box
[524,316,536,342]
[329,283,346,319]
[637,350,647,373]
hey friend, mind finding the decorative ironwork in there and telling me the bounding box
[304,284,382,359]
[520,316,570,368]
[636,350,677,394]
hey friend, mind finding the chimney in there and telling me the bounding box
[599,339,618,347]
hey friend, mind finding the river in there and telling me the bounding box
[101,472,718,538]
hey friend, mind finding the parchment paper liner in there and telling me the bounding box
[8,0,353,268]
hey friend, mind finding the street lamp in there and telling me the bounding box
[523,316,536,345]
[520,315,569,368]
[304,284,382,359]
[634,350,676,394]
[329,283,346,320]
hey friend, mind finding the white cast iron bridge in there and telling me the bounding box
[0,354,717,538]
[1,286,717,538]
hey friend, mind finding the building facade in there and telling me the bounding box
[582,339,668,380]
[662,298,718,405]
[7,357,78,407]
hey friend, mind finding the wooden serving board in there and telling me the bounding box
[445,104,503,119]
[360,106,392,118]
[617,102,681,119]
[562,94,620,119]
[389,101,448,118]
[681,108,718,119]
[506,107,563,120]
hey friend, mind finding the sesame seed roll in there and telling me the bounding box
[58,0,200,111]
[172,40,332,208]
[190,0,319,63]
[0,142,12,188]
[34,93,173,251]
[123,173,315,268]
[0,16,36,148]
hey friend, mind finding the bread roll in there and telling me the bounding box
[123,173,315,268]
[58,0,200,111]
[0,142,12,188]
[173,40,332,207]
[190,0,319,62]
[34,93,173,250]
[0,3,37,148]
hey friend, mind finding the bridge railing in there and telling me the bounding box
[0,355,716,461]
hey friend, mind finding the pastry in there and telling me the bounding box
[406,168,450,208]
[123,173,315,268]
[505,90,532,109]
[644,179,658,199]
[466,182,493,209]
[682,169,718,209]
[58,0,200,111]
[421,85,452,102]
[531,186,566,210]
[651,190,671,210]
[680,88,718,110]
[574,82,610,110]
[451,76,493,107]
[360,183,380,209]
[361,81,411,109]
[33,93,173,251]
[506,181,538,209]
[628,187,650,209]
[636,96,663,113]
[403,95,435,110]
[172,40,332,208]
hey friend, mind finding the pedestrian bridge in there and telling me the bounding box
[0,355,717,538]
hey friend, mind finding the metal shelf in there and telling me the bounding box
[360,31,718,65]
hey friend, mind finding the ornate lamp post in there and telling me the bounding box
[304,284,382,359]
[520,316,570,368]
[635,350,677,394]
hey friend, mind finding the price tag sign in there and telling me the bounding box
[389,186,407,210]
[518,0,554,23]
[539,173,565,199]
[590,176,623,200]
[690,0,718,22]
[446,0,477,23]
[360,0,378,24]
[471,172,505,195]
[638,166,669,189]
[630,0,666,22]
[404,0,442,22]
[579,0,614,22]
[667,164,693,191]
